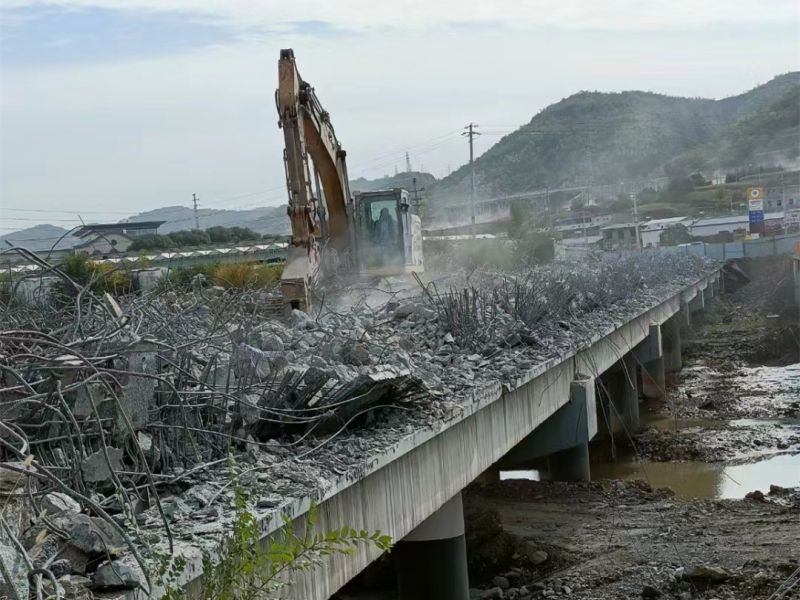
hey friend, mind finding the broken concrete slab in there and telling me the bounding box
[0,543,28,600]
[91,560,142,590]
[81,447,124,484]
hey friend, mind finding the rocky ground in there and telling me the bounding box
[464,479,800,600]
[634,256,800,463]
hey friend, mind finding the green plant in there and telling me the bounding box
[56,253,132,297]
[201,491,390,600]
[163,264,216,288]
[0,272,11,305]
[160,480,391,600]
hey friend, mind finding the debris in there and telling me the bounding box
[684,564,732,584]
[91,560,142,590]
[641,584,662,598]
[81,447,124,484]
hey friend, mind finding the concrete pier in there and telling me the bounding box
[498,376,597,482]
[604,354,640,434]
[395,494,469,600]
[547,442,591,481]
[662,315,682,374]
[635,324,666,401]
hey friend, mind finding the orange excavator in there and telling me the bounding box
[276,49,424,312]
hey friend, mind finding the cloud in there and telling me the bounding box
[1,1,798,221]
[2,0,799,32]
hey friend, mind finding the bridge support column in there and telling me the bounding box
[395,493,469,600]
[662,316,682,374]
[547,441,591,482]
[635,324,665,401]
[498,376,596,482]
[688,289,705,313]
[605,354,640,434]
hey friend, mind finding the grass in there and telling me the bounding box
[212,263,283,290]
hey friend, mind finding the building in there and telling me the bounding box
[72,221,165,256]
[640,217,690,247]
[686,212,784,239]
[600,223,638,249]
[554,215,612,239]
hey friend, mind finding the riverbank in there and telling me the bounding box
[466,478,799,600]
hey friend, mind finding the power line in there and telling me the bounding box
[462,122,481,238]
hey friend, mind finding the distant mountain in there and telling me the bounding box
[1,205,291,253]
[350,171,436,194]
[0,224,80,252]
[126,205,290,236]
[429,72,800,206]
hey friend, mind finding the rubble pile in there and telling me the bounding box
[0,249,715,598]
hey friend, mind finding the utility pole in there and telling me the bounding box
[586,129,595,206]
[192,193,200,230]
[463,123,480,238]
[632,191,642,249]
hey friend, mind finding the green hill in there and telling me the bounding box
[670,85,800,173]
[429,72,800,205]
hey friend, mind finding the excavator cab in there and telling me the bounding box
[353,188,424,276]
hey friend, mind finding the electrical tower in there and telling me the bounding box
[192,193,200,230]
[462,123,480,238]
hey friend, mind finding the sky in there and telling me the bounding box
[1,0,799,233]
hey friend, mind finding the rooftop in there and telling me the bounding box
[73,221,165,238]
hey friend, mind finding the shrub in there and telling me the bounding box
[163,264,216,288]
[57,253,132,296]
[0,272,11,305]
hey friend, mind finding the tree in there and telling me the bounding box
[659,223,694,246]
[689,172,711,187]
[570,195,586,212]
[128,234,175,252]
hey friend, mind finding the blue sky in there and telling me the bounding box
[1,0,798,229]
[1,5,234,65]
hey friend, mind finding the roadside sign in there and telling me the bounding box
[748,187,765,234]
[747,187,764,212]
[748,198,764,212]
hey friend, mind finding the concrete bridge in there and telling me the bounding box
[149,268,718,600]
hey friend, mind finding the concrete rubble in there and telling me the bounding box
[0,250,718,598]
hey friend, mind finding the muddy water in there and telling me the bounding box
[502,362,800,499]
[593,360,800,498]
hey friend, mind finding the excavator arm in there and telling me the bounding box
[276,49,352,310]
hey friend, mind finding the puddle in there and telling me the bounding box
[590,453,800,499]
[499,455,800,499]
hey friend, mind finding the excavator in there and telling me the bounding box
[276,49,424,311]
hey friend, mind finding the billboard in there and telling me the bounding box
[748,187,764,234]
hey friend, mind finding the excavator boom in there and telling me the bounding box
[277,48,352,310]
[276,49,423,312]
